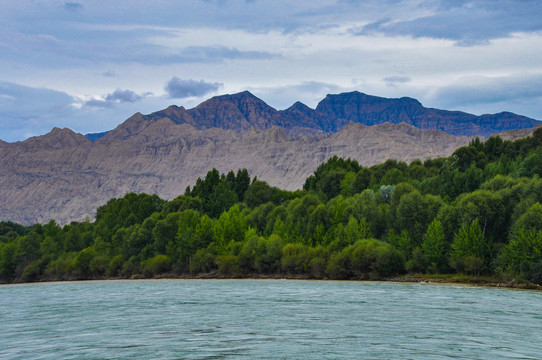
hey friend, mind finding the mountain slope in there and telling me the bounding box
[0,121,470,225]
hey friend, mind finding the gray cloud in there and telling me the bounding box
[3,1,539,72]
[0,81,77,141]
[383,76,411,84]
[172,46,276,63]
[105,89,143,103]
[352,0,542,45]
[64,2,83,12]
[427,74,542,118]
[0,81,75,120]
[83,99,110,109]
[102,71,117,78]
[84,89,146,108]
[129,46,278,66]
[165,78,222,99]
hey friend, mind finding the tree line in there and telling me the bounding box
[2,129,542,284]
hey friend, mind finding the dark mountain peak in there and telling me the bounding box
[199,90,269,108]
[190,91,277,131]
[148,105,188,124]
[318,91,383,106]
[284,101,313,114]
[398,96,422,106]
[97,112,147,143]
[317,91,423,111]
[236,90,258,98]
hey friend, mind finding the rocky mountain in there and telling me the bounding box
[94,91,538,140]
[1,120,470,225]
[313,92,540,137]
[1,90,539,225]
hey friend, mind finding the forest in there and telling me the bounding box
[2,129,542,285]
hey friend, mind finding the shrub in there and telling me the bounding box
[216,255,239,276]
[190,248,217,274]
[108,255,124,276]
[281,243,307,274]
[144,255,171,276]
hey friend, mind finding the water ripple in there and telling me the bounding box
[0,280,541,359]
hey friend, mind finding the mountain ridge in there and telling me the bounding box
[81,91,539,142]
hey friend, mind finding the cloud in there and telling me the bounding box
[83,89,146,108]
[0,81,75,120]
[383,76,411,86]
[352,0,542,45]
[165,78,222,98]
[431,74,542,106]
[105,89,143,103]
[173,46,277,63]
[130,46,278,66]
[0,81,77,141]
[425,74,542,118]
[64,2,83,12]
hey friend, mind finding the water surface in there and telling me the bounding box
[1,280,541,359]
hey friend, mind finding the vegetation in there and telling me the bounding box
[2,130,542,285]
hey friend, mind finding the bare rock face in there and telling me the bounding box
[0,120,470,225]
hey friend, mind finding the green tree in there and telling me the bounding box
[499,229,542,283]
[152,212,181,254]
[244,180,275,208]
[421,220,448,272]
[0,242,17,280]
[451,219,488,274]
[213,205,247,254]
[395,191,443,248]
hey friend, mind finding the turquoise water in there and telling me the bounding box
[0,280,541,359]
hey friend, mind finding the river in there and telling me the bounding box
[1,280,541,359]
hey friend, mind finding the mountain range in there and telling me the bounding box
[88,90,539,140]
[1,91,539,225]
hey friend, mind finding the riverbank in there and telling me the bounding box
[4,272,540,291]
[388,273,542,290]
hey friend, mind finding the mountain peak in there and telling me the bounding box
[284,101,313,114]
[204,90,263,104]
[22,127,89,148]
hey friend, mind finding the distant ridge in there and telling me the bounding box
[85,131,110,141]
[98,90,539,140]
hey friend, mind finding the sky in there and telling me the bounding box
[1,0,541,142]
